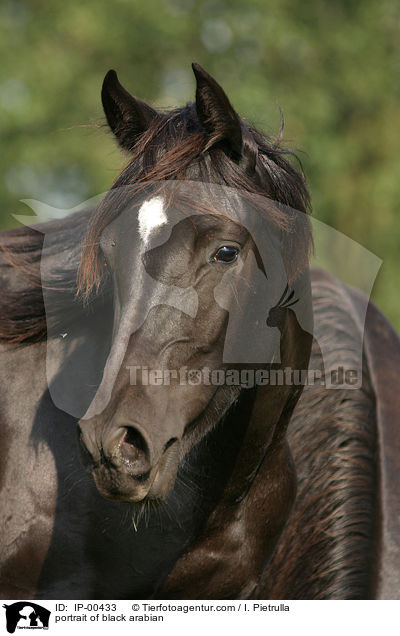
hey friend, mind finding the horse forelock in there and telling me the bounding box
[77,103,312,299]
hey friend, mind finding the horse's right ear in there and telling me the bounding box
[101,70,160,151]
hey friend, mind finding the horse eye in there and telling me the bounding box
[212,246,239,263]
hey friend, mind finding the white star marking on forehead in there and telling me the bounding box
[138,196,167,244]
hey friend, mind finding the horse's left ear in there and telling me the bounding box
[192,62,242,157]
[101,69,160,151]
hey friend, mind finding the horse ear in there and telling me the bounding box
[192,62,242,157]
[101,70,160,151]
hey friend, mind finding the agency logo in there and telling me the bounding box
[3,603,50,633]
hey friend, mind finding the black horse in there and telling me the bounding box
[0,63,399,600]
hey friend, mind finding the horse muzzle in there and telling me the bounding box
[78,422,181,503]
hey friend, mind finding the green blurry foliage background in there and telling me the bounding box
[1,0,399,328]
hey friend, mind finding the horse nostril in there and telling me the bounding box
[119,426,149,468]
[163,437,178,453]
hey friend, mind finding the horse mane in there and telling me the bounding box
[0,211,111,344]
[0,101,311,345]
[259,273,377,599]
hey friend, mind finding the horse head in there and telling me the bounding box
[76,64,313,508]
